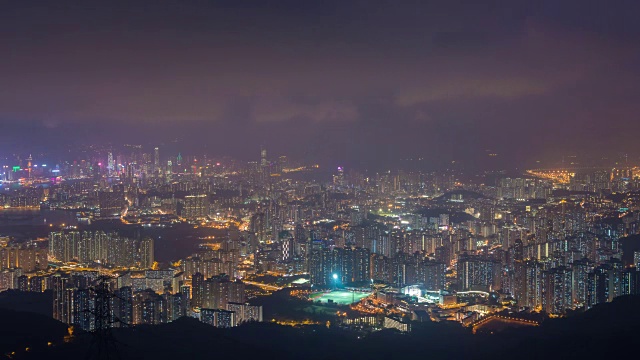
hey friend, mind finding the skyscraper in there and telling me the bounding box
[154,147,160,169]
[139,238,155,269]
[52,274,74,324]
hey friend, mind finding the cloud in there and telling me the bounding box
[395,76,551,106]
[252,97,358,123]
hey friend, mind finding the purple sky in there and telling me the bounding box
[2,1,640,169]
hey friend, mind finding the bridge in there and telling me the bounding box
[470,314,539,334]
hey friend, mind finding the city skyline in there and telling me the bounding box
[2,2,640,359]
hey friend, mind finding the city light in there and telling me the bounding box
[0,2,636,356]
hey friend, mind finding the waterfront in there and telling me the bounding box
[0,209,227,262]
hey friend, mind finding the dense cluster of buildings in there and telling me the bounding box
[3,147,640,333]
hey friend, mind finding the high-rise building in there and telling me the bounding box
[107,152,115,175]
[154,147,160,170]
[114,286,134,327]
[457,255,501,291]
[98,188,124,219]
[139,238,154,269]
[200,308,235,328]
[542,266,573,314]
[419,260,446,291]
[191,273,205,308]
[181,194,209,219]
[52,274,74,324]
[202,275,245,310]
[226,302,263,324]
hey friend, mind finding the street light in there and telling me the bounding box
[333,273,338,290]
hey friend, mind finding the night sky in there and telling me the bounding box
[2,1,640,170]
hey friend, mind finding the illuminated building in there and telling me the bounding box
[0,246,47,272]
[181,194,209,219]
[98,188,124,219]
[52,274,74,324]
[419,260,446,291]
[200,308,235,328]
[226,302,263,324]
[587,265,611,308]
[352,247,371,282]
[17,275,29,291]
[191,273,205,308]
[114,286,133,326]
[282,233,294,261]
[542,267,573,314]
[571,258,592,305]
[154,147,160,172]
[383,316,411,332]
[29,275,45,292]
[26,154,32,179]
[457,255,501,291]
[621,268,639,296]
[73,289,94,331]
[139,238,155,269]
[202,275,245,310]
[370,254,390,283]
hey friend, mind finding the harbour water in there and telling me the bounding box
[0,209,78,226]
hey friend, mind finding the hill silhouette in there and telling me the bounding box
[0,307,68,357]
[12,295,640,360]
[0,289,52,317]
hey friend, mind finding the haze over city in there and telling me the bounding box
[3,1,640,169]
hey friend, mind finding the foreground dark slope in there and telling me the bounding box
[9,295,640,360]
[0,308,68,356]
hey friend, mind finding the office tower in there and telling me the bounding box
[26,154,32,179]
[139,238,154,269]
[181,194,209,219]
[260,146,267,167]
[107,152,115,175]
[333,166,345,187]
[154,147,160,169]
[282,235,294,261]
